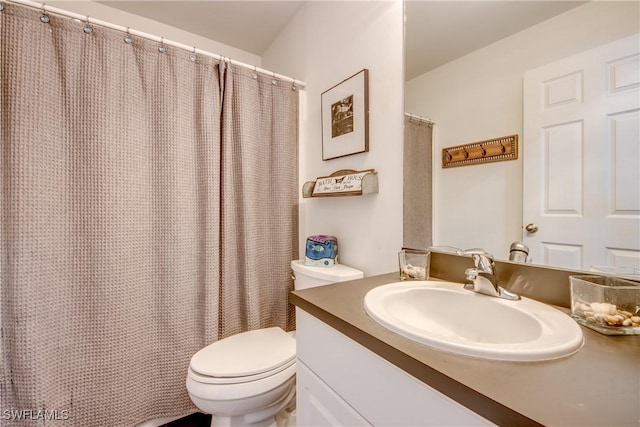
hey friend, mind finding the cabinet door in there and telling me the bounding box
[297,360,371,427]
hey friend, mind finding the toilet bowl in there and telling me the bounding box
[186,327,296,427]
[186,260,363,427]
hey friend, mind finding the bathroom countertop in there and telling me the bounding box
[290,273,640,427]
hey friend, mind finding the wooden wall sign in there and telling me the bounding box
[442,134,518,168]
[302,169,378,197]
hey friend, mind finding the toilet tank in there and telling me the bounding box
[291,260,363,290]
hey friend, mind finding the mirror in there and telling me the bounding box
[404,1,640,271]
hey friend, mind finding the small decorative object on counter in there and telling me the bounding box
[398,248,430,280]
[570,275,640,335]
[589,265,640,280]
[305,235,338,267]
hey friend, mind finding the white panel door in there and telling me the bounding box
[523,34,640,270]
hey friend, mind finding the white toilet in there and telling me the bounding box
[186,260,363,427]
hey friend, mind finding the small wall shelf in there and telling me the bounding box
[302,169,378,198]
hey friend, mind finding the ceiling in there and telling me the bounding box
[98,1,305,55]
[98,0,587,80]
[404,1,586,79]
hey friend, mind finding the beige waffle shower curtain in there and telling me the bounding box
[0,3,298,426]
[403,115,432,251]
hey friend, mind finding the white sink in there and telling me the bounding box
[364,280,583,361]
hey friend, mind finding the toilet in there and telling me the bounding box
[186,260,364,427]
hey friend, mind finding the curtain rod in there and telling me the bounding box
[404,112,434,125]
[4,0,306,90]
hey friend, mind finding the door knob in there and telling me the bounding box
[525,223,539,233]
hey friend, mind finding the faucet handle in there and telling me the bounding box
[459,248,495,273]
[464,267,478,281]
[471,253,495,273]
[460,248,493,260]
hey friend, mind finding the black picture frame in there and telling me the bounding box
[321,69,369,160]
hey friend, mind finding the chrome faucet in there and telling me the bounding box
[463,251,520,301]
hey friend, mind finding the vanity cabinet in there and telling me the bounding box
[295,309,494,426]
[296,361,371,426]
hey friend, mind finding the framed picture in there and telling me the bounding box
[321,69,369,160]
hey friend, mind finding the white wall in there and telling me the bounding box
[263,1,405,276]
[405,1,639,260]
[47,1,260,65]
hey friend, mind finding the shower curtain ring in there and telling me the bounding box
[124,27,132,44]
[252,66,258,80]
[40,3,50,23]
[291,79,298,91]
[190,46,196,62]
[158,36,166,53]
[83,16,93,34]
[271,71,277,86]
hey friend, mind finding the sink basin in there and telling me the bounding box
[364,280,583,361]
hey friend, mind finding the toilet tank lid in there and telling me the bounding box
[291,260,363,282]
[190,327,295,378]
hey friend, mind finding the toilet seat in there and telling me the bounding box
[187,361,296,402]
[189,327,296,385]
[189,358,295,385]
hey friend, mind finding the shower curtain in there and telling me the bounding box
[403,115,433,250]
[0,4,298,426]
